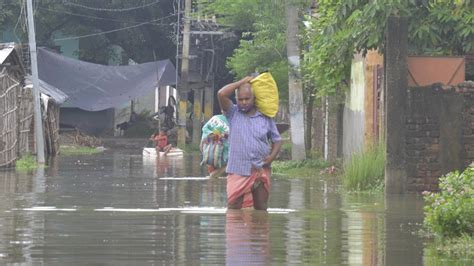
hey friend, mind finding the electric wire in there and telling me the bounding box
[62,0,161,12]
[53,13,178,42]
[38,6,179,25]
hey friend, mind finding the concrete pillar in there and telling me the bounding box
[177,0,192,147]
[384,16,408,194]
[286,2,306,161]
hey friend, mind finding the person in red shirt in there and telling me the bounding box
[151,129,172,155]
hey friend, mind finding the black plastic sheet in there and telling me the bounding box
[38,48,177,111]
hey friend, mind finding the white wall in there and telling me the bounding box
[343,59,366,158]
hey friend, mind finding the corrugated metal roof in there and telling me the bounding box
[25,75,69,104]
[0,42,16,64]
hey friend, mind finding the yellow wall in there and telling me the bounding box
[364,50,383,145]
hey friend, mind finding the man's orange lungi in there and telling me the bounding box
[226,167,271,208]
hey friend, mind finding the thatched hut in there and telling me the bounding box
[25,77,68,156]
[0,42,33,167]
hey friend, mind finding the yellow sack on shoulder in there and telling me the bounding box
[249,72,279,118]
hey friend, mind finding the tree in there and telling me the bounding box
[201,0,312,160]
[303,0,473,98]
[200,0,290,102]
[0,0,177,64]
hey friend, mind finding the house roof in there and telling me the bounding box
[25,75,69,104]
[37,48,178,111]
[0,42,15,64]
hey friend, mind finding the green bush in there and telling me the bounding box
[342,142,385,191]
[423,166,474,238]
[15,153,38,170]
[425,233,474,259]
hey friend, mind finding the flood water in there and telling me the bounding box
[0,149,470,265]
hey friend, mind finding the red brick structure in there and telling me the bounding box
[405,81,474,192]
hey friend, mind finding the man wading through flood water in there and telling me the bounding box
[218,76,282,210]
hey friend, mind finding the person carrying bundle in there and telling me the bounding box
[217,74,282,211]
[200,114,230,178]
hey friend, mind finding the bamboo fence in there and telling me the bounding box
[18,82,34,155]
[44,101,60,156]
[0,68,20,167]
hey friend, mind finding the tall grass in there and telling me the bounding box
[343,141,386,191]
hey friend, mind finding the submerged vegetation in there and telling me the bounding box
[272,158,329,178]
[342,142,386,191]
[59,146,103,155]
[15,153,38,171]
[425,234,474,260]
[423,165,473,258]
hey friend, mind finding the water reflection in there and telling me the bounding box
[384,194,425,265]
[226,210,269,265]
[0,149,469,264]
[0,168,34,194]
[341,193,386,265]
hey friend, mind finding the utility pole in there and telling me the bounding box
[286,1,306,161]
[177,0,192,147]
[26,0,45,164]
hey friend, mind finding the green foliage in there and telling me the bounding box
[304,0,473,97]
[197,0,261,32]
[425,233,474,260]
[124,121,154,138]
[225,1,289,101]
[343,142,386,191]
[200,0,311,103]
[0,1,177,64]
[408,1,473,55]
[272,158,328,178]
[124,110,155,137]
[59,146,102,155]
[423,166,474,238]
[15,153,38,170]
[0,2,21,39]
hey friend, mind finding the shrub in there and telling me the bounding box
[423,165,474,238]
[15,153,38,170]
[425,233,474,259]
[342,141,385,191]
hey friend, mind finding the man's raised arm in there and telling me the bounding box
[217,76,253,113]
